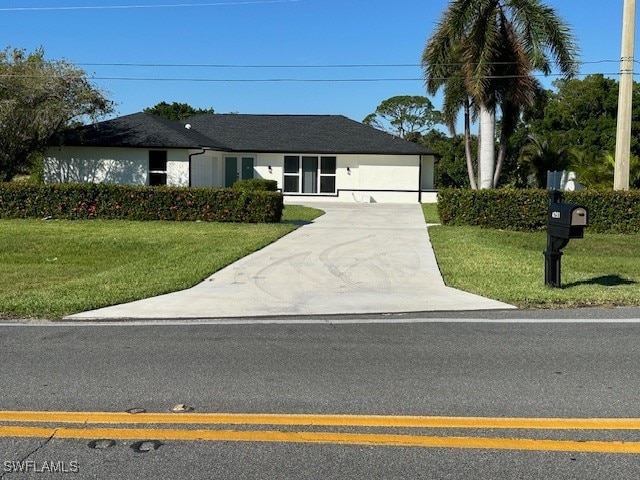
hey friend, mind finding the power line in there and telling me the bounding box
[0,72,628,83]
[1,72,630,81]
[0,0,300,12]
[83,72,628,82]
[74,59,622,69]
[79,63,426,69]
[94,77,428,82]
[0,55,632,84]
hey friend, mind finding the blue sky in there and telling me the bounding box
[0,0,634,123]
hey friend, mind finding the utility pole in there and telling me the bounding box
[614,0,636,191]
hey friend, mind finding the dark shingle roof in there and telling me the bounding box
[58,112,437,156]
[184,114,436,155]
[60,112,221,149]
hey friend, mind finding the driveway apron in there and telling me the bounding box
[67,203,513,320]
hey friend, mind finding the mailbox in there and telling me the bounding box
[544,191,588,288]
[548,204,588,239]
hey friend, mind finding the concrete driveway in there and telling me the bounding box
[67,203,513,320]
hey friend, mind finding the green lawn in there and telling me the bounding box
[0,205,323,319]
[423,202,640,307]
[428,226,640,308]
[421,202,440,224]
[4,200,637,318]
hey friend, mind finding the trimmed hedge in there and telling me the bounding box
[232,178,278,192]
[438,188,640,234]
[0,183,284,223]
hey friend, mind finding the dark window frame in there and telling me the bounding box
[282,155,337,194]
[149,150,168,186]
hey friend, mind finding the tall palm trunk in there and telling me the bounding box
[493,102,518,188]
[494,137,508,188]
[494,112,510,188]
[478,105,495,189]
[463,98,478,189]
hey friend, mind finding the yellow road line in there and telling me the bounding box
[1,425,639,454]
[1,411,640,430]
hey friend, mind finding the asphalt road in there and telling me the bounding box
[2,312,640,479]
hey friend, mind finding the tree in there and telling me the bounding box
[362,95,441,139]
[570,151,640,189]
[422,0,579,189]
[529,75,640,160]
[511,74,640,189]
[0,47,113,182]
[519,133,573,187]
[143,101,215,121]
[422,44,479,189]
[422,130,476,188]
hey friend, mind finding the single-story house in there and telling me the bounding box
[45,112,439,203]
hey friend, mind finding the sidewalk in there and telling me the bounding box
[66,203,514,320]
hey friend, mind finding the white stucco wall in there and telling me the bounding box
[254,153,437,203]
[420,155,437,203]
[253,153,432,203]
[45,147,437,203]
[166,150,190,186]
[421,156,435,190]
[254,153,282,184]
[191,152,222,187]
[45,147,190,186]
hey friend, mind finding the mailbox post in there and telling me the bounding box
[544,191,588,287]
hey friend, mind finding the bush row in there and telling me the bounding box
[232,178,278,192]
[437,188,640,234]
[0,183,284,223]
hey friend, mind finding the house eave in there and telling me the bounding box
[219,148,436,156]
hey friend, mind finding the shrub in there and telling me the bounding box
[437,188,640,234]
[232,178,278,192]
[566,190,640,234]
[0,183,284,223]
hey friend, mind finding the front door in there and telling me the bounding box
[225,156,254,187]
[224,157,238,187]
[302,156,318,193]
[242,157,254,181]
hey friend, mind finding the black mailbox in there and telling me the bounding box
[544,191,588,288]
[548,203,588,239]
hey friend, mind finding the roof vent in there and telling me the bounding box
[185,123,192,129]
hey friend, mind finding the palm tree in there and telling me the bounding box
[519,133,573,187]
[571,151,640,188]
[424,44,478,188]
[422,0,579,189]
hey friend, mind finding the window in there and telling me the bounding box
[282,155,337,194]
[149,151,167,186]
[320,156,336,193]
[283,156,300,193]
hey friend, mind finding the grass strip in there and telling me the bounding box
[428,225,640,308]
[0,205,322,319]
[421,203,440,224]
